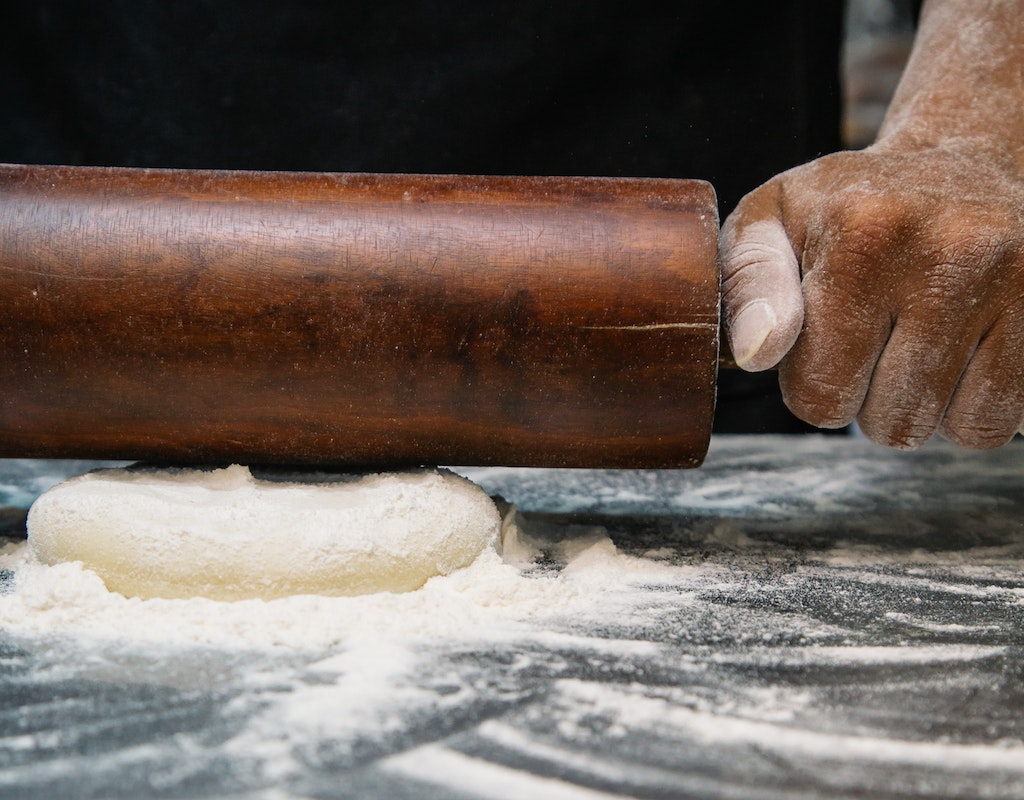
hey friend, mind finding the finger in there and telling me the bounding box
[940,319,1024,449]
[857,217,1023,449]
[778,260,893,429]
[720,185,805,372]
[857,315,978,449]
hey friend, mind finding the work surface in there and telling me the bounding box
[1,436,1022,799]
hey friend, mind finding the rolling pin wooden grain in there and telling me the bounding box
[0,164,719,468]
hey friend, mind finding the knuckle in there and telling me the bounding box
[722,240,789,273]
[720,246,781,295]
[720,257,791,311]
[936,228,1003,266]
[902,272,965,312]
[823,191,911,263]
[720,222,797,287]
[927,208,1020,265]
[916,217,1024,297]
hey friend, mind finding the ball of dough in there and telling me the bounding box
[27,465,500,601]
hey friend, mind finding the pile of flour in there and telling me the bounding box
[0,505,707,651]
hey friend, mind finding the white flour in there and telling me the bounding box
[2,442,1022,799]
[0,508,714,652]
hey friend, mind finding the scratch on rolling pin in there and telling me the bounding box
[581,322,719,332]
[1,267,118,283]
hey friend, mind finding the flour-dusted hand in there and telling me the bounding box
[721,0,1024,449]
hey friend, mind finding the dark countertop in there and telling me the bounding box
[1,435,1023,799]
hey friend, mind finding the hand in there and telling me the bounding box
[720,0,1024,450]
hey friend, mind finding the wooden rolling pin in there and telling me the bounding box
[0,164,719,468]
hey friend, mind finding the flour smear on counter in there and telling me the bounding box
[0,506,715,650]
[1,439,1023,799]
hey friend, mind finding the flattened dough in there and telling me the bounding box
[27,465,500,601]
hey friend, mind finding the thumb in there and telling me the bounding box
[720,187,805,372]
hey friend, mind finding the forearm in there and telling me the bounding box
[879,0,1024,164]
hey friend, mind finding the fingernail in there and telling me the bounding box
[731,299,777,369]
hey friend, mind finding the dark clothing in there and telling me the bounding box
[0,1,846,432]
